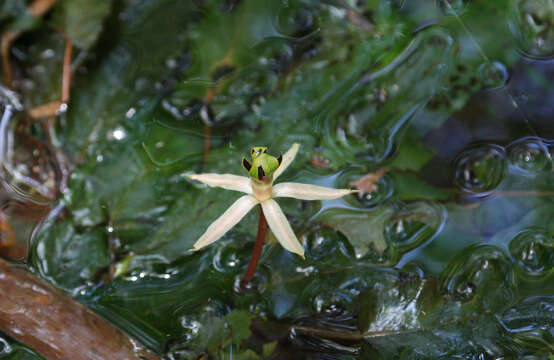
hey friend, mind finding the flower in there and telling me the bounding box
[182,143,357,258]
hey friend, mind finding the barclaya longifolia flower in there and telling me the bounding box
[182,143,358,259]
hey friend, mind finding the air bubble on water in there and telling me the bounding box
[383,202,446,257]
[440,245,515,308]
[107,127,127,141]
[507,137,552,174]
[453,144,506,196]
[508,0,554,60]
[180,317,201,341]
[478,61,509,90]
[509,229,553,278]
[126,107,136,119]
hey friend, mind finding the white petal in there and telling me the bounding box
[273,143,300,180]
[183,173,252,194]
[273,182,359,200]
[191,195,258,251]
[261,199,304,258]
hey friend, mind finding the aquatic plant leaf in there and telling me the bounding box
[389,138,435,171]
[51,0,113,49]
[31,219,109,292]
[0,0,26,26]
[317,207,394,259]
[391,172,451,201]
[10,0,552,358]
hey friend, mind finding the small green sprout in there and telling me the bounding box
[183,143,358,258]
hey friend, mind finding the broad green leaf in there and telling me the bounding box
[31,218,109,292]
[391,172,451,201]
[50,0,113,49]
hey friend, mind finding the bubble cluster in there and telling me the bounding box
[452,138,552,196]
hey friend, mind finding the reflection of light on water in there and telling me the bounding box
[367,286,422,333]
[0,105,53,203]
[109,127,127,141]
[126,108,136,119]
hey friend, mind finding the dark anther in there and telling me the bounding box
[243,158,252,171]
[258,166,265,180]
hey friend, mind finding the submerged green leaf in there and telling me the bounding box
[7,0,550,358]
[51,0,113,49]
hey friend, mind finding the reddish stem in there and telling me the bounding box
[241,204,267,287]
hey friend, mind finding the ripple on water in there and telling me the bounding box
[322,27,455,166]
[436,0,472,16]
[305,227,356,261]
[508,0,554,60]
[440,245,516,309]
[507,136,553,174]
[509,229,553,280]
[384,201,446,258]
[453,143,506,197]
[478,61,510,90]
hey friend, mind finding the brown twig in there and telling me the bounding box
[29,32,73,119]
[241,204,267,287]
[28,101,62,119]
[291,325,365,342]
[0,258,161,360]
[1,32,18,86]
[1,0,58,87]
[203,123,211,164]
[61,35,73,104]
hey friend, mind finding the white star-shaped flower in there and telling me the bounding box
[183,143,357,258]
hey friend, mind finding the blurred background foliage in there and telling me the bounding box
[0,0,553,358]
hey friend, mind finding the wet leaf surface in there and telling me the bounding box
[0,0,552,358]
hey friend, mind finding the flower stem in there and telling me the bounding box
[241,204,267,287]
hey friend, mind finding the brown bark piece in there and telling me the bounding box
[0,258,160,360]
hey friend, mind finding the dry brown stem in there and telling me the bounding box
[1,0,58,86]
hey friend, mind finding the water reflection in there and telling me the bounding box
[1,0,552,358]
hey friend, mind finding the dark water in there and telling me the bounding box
[0,0,553,359]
